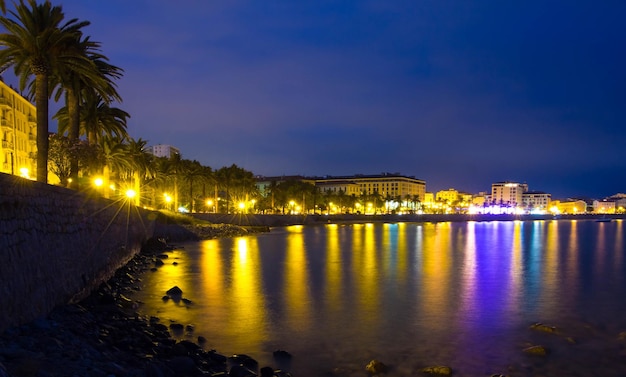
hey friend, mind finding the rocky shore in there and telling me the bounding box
[0,224,287,377]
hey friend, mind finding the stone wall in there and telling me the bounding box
[0,173,156,332]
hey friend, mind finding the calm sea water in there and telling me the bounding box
[133,220,626,376]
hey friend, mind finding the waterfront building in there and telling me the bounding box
[0,80,37,179]
[472,192,488,206]
[423,192,434,204]
[145,144,180,158]
[316,180,361,196]
[593,200,615,214]
[550,199,587,214]
[522,191,551,212]
[436,188,459,204]
[315,173,426,202]
[491,181,528,207]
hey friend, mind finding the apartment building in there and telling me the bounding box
[315,173,426,201]
[522,191,551,211]
[491,181,528,206]
[145,144,180,158]
[0,80,37,179]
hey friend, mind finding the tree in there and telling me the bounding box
[180,159,205,212]
[215,164,257,214]
[54,34,123,189]
[56,91,129,145]
[95,137,129,198]
[0,0,91,182]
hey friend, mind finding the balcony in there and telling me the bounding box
[1,118,12,131]
[29,152,37,160]
[2,140,14,149]
[28,114,36,124]
[28,133,36,143]
[0,97,11,109]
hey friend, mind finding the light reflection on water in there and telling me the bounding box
[133,220,626,376]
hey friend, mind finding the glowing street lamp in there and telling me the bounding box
[164,193,172,210]
[19,167,29,179]
[125,189,136,199]
[206,199,214,213]
[93,177,104,188]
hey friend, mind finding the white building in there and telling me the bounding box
[522,191,551,211]
[491,182,528,207]
[593,200,616,214]
[146,144,180,158]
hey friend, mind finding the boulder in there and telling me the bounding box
[366,359,388,374]
[530,322,557,334]
[166,286,183,296]
[421,365,452,375]
[523,345,548,356]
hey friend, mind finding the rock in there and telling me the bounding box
[273,349,292,369]
[229,354,259,370]
[421,365,452,375]
[167,356,197,375]
[523,345,548,356]
[198,336,207,344]
[229,364,257,377]
[260,366,274,377]
[365,359,388,374]
[530,322,557,334]
[166,286,183,296]
[154,259,164,267]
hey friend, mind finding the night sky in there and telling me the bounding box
[4,1,625,198]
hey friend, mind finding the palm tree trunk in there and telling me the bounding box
[133,171,141,206]
[35,74,49,183]
[103,165,110,199]
[67,88,80,189]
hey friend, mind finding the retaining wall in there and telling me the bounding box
[0,173,156,332]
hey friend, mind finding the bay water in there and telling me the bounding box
[133,220,626,376]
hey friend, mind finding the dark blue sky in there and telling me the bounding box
[6,1,626,198]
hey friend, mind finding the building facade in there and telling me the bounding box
[145,144,180,158]
[522,191,551,211]
[491,182,528,207]
[0,80,37,179]
[315,173,426,201]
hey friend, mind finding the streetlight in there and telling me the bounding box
[125,189,136,199]
[207,199,214,213]
[164,193,172,210]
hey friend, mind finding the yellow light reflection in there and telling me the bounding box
[325,224,342,313]
[420,222,451,330]
[230,237,267,344]
[460,222,477,316]
[285,225,312,330]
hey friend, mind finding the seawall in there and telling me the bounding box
[0,173,156,332]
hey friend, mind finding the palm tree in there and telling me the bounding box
[54,35,123,189]
[96,136,129,199]
[57,91,129,145]
[126,137,152,206]
[0,0,91,182]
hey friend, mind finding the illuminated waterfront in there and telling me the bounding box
[133,220,626,376]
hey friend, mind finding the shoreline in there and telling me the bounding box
[193,212,625,227]
[0,227,284,377]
